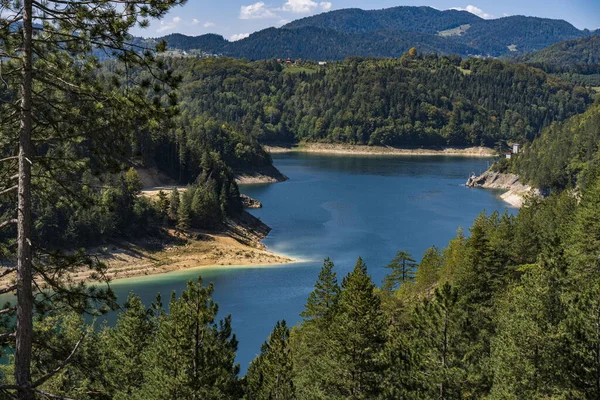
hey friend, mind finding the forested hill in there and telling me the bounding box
[283,6,482,34]
[510,101,600,191]
[518,35,600,76]
[136,27,480,60]
[137,6,597,59]
[162,54,593,148]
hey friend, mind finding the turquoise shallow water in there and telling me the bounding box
[97,154,515,371]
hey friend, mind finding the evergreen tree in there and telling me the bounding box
[382,250,417,292]
[292,259,341,399]
[177,188,192,230]
[0,1,183,397]
[137,278,240,399]
[328,257,387,399]
[411,283,468,399]
[169,187,181,221]
[489,264,566,399]
[102,293,156,399]
[246,320,296,400]
[414,246,442,292]
[439,228,466,284]
[562,176,600,397]
[300,258,340,323]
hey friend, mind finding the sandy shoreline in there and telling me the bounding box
[0,230,294,287]
[93,232,294,284]
[265,143,496,157]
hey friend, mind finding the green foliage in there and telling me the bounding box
[327,258,387,399]
[300,258,340,323]
[410,283,468,398]
[101,294,156,399]
[246,320,296,400]
[414,246,442,292]
[490,264,567,399]
[519,35,600,76]
[151,56,591,148]
[137,278,241,399]
[382,250,417,291]
[515,101,600,191]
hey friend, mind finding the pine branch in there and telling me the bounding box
[0,219,17,230]
[0,285,17,296]
[0,268,16,279]
[31,332,86,389]
[0,306,16,314]
[35,389,76,400]
[0,185,17,196]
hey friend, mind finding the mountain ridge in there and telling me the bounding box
[135,6,597,60]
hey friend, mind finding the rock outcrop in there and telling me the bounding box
[240,194,262,209]
[235,165,288,184]
[467,171,536,208]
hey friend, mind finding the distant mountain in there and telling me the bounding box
[140,27,480,60]
[455,16,589,56]
[282,6,482,34]
[138,6,596,60]
[518,35,600,69]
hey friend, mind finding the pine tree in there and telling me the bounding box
[382,250,417,292]
[246,320,296,400]
[300,258,340,323]
[439,228,466,284]
[489,264,566,399]
[293,259,341,399]
[328,257,387,399]
[411,283,467,399]
[102,294,156,399]
[414,247,442,292]
[562,176,600,397]
[168,187,181,221]
[177,188,192,230]
[138,278,241,399]
[0,1,183,397]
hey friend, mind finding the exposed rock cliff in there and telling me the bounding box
[466,171,536,208]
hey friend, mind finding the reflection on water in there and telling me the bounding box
[101,153,511,372]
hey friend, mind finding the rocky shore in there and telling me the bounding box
[235,165,288,184]
[466,171,536,208]
[240,194,262,209]
[0,211,293,286]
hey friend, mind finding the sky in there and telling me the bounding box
[130,0,600,41]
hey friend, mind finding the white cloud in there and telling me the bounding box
[282,0,318,13]
[192,18,200,25]
[240,2,278,19]
[277,19,291,26]
[320,2,332,11]
[450,5,494,19]
[157,16,182,33]
[203,21,216,28]
[230,33,251,41]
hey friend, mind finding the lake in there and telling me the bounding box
[109,153,513,372]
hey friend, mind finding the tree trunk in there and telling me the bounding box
[15,0,34,398]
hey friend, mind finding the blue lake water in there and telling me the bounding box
[108,153,513,372]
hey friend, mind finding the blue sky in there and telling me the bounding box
[131,0,600,40]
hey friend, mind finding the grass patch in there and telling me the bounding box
[283,66,317,75]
